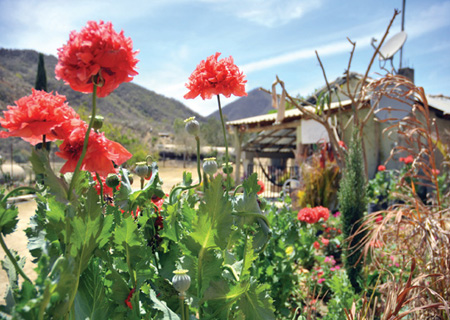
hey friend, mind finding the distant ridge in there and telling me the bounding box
[207,88,273,121]
[0,48,204,132]
[0,48,205,158]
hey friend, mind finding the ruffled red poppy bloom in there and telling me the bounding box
[297,207,319,224]
[378,165,386,171]
[184,52,247,100]
[56,123,132,177]
[315,206,330,222]
[55,20,139,98]
[0,89,79,145]
[321,237,329,246]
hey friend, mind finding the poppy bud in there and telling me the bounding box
[222,162,233,174]
[184,116,200,136]
[135,162,149,178]
[203,157,218,175]
[128,174,134,185]
[90,115,104,131]
[105,173,120,189]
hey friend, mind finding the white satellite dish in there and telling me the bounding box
[378,31,407,60]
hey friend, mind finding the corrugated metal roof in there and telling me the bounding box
[427,95,450,115]
[226,99,353,126]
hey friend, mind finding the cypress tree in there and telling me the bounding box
[338,129,367,293]
[35,53,47,92]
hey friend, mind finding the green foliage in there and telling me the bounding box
[338,130,367,293]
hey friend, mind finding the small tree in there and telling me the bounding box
[35,53,47,92]
[338,129,367,292]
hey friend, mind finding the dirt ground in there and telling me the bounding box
[0,162,198,305]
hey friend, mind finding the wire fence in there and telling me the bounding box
[247,164,300,199]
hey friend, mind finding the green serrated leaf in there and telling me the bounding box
[30,148,69,202]
[74,260,113,320]
[149,289,180,320]
[0,204,18,236]
[236,280,275,320]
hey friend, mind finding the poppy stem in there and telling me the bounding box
[217,95,230,192]
[0,233,32,283]
[168,135,202,204]
[67,85,98,201]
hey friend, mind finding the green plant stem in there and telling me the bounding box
[217,95,230,192]
[180,295,186,320]
[1,186,38,204]
[232,184,243,196]
[169,136,202,204]
[0,233,32,283]
[95,172,104,207]
[67,85,98,201]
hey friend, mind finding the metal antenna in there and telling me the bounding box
[400,0,406,69]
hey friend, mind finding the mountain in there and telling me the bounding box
[0,48,204,160]
[207,88,273,121]
[0,48,203,130]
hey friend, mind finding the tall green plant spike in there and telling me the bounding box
[337,130,367,293]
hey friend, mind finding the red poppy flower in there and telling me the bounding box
[184,52,247,100]
[315,206,330,222]
[400,155,414,165]
[257,180,265,195]
[55,21,139,98]
[313,241,321,250]
[151,195,165,212]
[378,165,386,171]
[297,207,319,224]
[56,123,132,177]
[0,89,79,145]
[321,237,329,246]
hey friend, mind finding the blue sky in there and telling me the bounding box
[1,0,449,117]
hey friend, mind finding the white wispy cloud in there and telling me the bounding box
[241,36,372,74]
[200,0,323,27]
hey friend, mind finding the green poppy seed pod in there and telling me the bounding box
[184,117,200,136]
[203,157,218,175]
[222,162,234,174]
[90,115,104,131]
[105,174,120,189]
[172,269,191,294]
[135,162,149,178]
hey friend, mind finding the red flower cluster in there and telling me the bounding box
[399,155,414,165]
[55,20,139,98]
[184,52,247,100]
[0,89,79,145]
[0,89,131,178]
[297,206,330,224]
[56,124,132,177]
